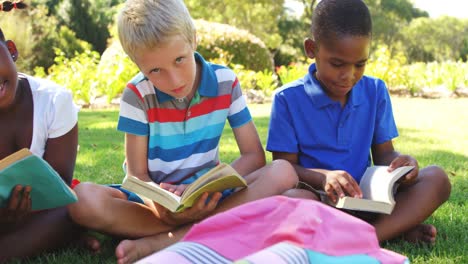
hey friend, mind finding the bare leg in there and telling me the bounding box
[115,159,300,264]
[283,188,320,200]
[68,183,173,238]
[372,166,451,243]
[0,207,82,262]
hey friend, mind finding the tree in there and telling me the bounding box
[0,5,91,73]
[401,16,468,62]
[186,0,285,50]
[33,0,120,54]
[365,0,428,54]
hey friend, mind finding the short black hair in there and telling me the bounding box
[311,0,372,44]
[0,28,4,42]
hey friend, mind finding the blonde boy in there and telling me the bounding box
[68,1,308,263]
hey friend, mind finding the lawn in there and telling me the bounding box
[16,97,467,263]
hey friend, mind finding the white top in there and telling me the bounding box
[22,74,79,157]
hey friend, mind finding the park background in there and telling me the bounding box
[1,0,467,263]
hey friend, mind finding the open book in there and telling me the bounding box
[0,148,78,210]
[122,163,247,213]
[312,166,414,214]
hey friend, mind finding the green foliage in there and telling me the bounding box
[366,44,409,91]
[186,0,284,49]
[0,5,92,73]
[229,65,278,96]
[366,0,428,49]
[274,16,308,66]
[401,16,468,62]
[56,26,93,59]
[405,62,468,92]
[366,44,468,93]
[52,0,120,54]
[0,6,30,71]
[56,0,101,53]
[96,41,139,103]
[196,19,274,72]
[34,40,140,105]
[275,62,309,86]
[35,49,101,105]
[255,70,279,96]
[231,64,257,91]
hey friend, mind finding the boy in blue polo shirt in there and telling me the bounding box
[67,0,303,263]
[267,0,451,244]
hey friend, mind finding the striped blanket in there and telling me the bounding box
[137,196,409,264]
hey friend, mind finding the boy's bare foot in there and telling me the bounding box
[115,232,180,264]
[115,238,153,264]
[402,224,437,244]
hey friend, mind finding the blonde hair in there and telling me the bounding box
[117,0,195,61]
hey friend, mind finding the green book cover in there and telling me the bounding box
[0,154,78,210]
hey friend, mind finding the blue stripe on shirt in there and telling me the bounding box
[228,107,252,128]
[148,136,221,162]
[149,122,226,149]
[117,116,148,136]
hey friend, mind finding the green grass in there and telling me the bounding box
[14,98,468,263]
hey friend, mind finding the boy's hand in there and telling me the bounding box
[0,185,32,224]
[323,170,362,203]
[389,155,419,185]
[155,192,222,226]
[159,183,189,196]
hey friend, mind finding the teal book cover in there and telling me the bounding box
[0,153,78,210]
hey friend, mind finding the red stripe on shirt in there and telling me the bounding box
[148,95,231,123]
[127,83,144,101]
[232,78,239,89]
[189,95,231,119]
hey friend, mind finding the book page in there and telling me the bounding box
[359,166,414,204]
[124,177,181,202]
[179,174,247,211]
[0,148,32,170]
[183,163,240,198]
[335,196,394,214]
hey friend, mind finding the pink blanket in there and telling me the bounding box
[138,196,408,264]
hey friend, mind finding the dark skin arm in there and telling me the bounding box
[371,140,419,185]
[0,124,82,261]
[272,140,419,204]
[43,124,78,186]
[272,151,362,203]
[0,125,78,224]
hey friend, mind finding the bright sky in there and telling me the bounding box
[412,0,468,18]
[285,0,468,19]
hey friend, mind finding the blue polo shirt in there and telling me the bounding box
[266,63,398,182]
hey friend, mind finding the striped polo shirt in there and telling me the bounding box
[117,52,252,184]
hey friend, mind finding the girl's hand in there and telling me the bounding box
[0,185,32,224]
[159,183,189,196]
[155,191,222,226]
[323,170,362,203]
[389,155,419,185]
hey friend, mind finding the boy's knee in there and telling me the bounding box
[68,183,100,225]
[421,165,451,201]
[268,159,298,189]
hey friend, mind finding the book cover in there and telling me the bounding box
[0,148,78,210]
